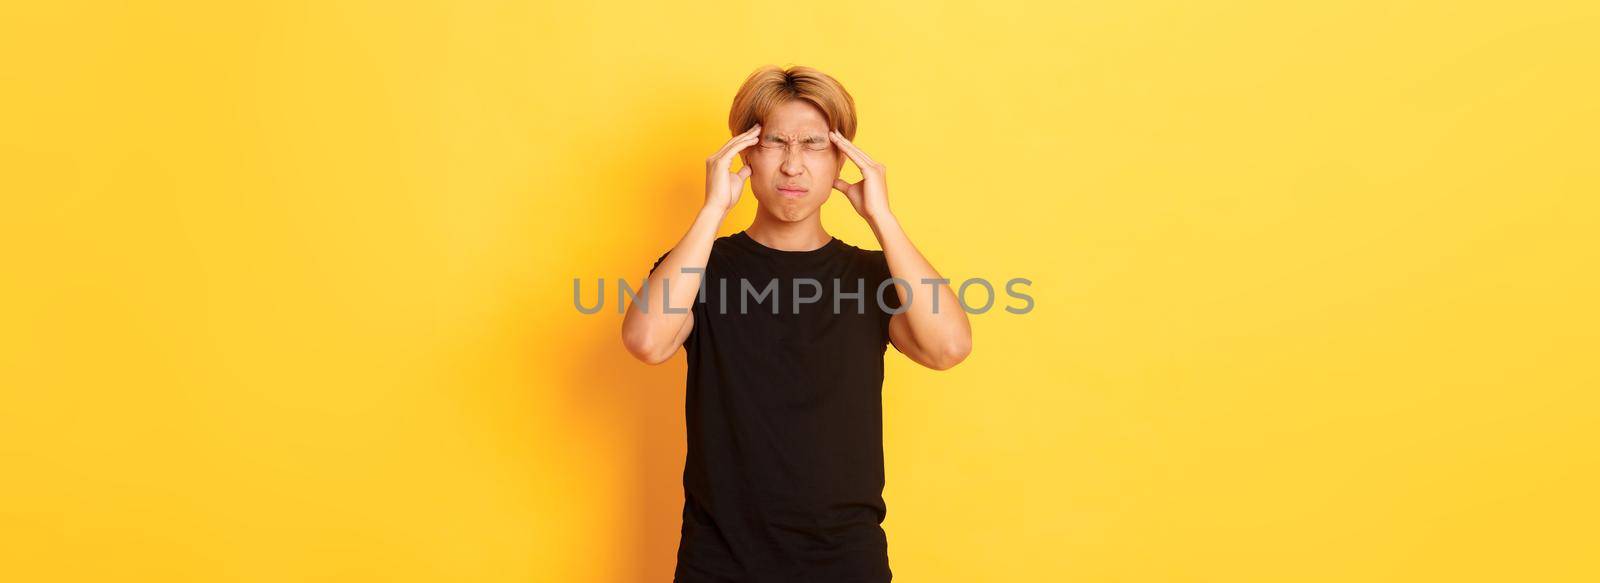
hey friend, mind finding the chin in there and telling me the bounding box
[758,195,820,223]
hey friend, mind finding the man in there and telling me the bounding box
[621,65,972,583]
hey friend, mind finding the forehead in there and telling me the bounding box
[761,100,830,136]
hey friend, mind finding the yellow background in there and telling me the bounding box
[3,1,1596,581]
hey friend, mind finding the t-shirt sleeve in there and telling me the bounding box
[872,250,901,344]
[648,249,671,276]
[645,248,696,348]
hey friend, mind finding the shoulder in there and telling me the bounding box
[839,240,888,269]
[650,234,746,273]
[708,233,748,260]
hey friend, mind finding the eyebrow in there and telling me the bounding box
[764,134,828,143]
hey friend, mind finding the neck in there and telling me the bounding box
[746,209,831,251]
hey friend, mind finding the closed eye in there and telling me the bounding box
[758,136,831,152]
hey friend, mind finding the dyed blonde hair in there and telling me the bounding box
[727,65,857,140]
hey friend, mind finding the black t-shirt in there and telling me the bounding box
[648,230,901,583]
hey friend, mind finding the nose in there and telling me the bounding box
[780,148,804,176]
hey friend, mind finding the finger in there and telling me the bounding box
[738,123,762,143]
[833,178,854,192]
[828,131,865,169]
[712,132,762,166]
[713,130,760,161]
[843,136,878,168]
[711,124,763,161]
[829,130,879,170]
[737,166,752,180]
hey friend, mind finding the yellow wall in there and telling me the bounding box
[3,1,1596,581]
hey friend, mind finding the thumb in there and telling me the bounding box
[833,178,853,192]
[737,165,752,180]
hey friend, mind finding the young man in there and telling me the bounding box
[621,65,972,583]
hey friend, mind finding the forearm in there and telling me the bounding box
[870,212,972,358]
[621,205,722,356]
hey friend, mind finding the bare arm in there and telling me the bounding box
[830,130,973,370]
[620,124,761,364]
[875,215,972,370]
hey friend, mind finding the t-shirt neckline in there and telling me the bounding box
[732,230,844,257]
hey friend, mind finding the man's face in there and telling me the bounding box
[739,100,844,223]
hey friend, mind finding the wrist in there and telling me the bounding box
[698,204,729,223]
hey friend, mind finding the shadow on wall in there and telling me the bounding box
[552,99,713,581]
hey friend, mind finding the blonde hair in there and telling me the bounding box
[728,65,857,140]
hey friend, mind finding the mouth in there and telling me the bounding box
[776,185,808,197]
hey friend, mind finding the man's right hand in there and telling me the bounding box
[622,124,761,365]
[704,124,761,214]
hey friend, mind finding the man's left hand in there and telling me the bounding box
[830,130,893,222]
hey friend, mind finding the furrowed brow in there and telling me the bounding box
[764,134,828,143]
